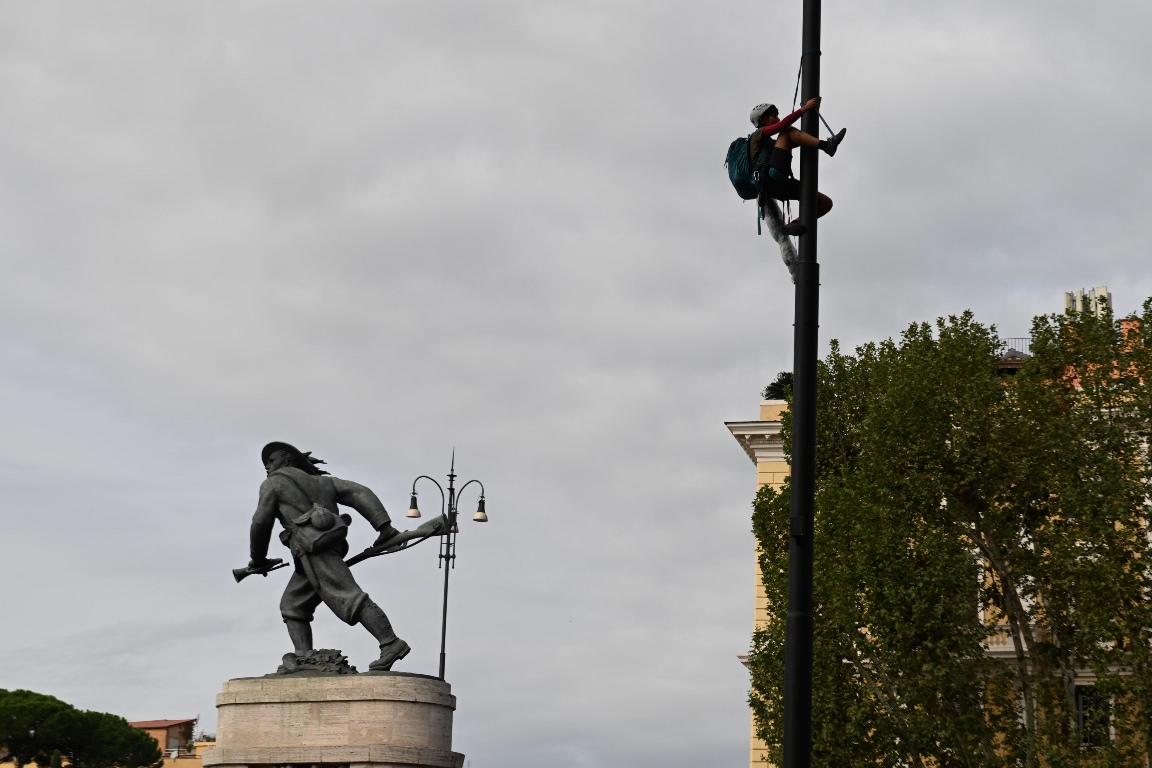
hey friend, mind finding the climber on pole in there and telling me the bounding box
[749,98,846,236]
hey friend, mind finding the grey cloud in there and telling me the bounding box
[1,2,1150,767]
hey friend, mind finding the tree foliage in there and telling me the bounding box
[0,691,70,768]
[763,371,794,401]
[0,690,163,768]
[749,302,1152,767]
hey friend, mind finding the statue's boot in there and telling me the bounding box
[285,618,314,653]
[360,601,411,671]
[281,618,314,671]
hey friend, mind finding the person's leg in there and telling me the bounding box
[285,620,312,653]
[817,193,833,218]
[280,568,322,664]
[772,172,833,220]
[756,179,805,236]
[773,178,805,234]
[359,601,411,671]
[777,127,846,156]
[776,127,820,150]
[308,550,371,625]
[758,176,800,206]
[309,551,411,670]
[789,192,833,222]
[757,195,800,277]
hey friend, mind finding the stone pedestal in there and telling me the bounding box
[200,673,464,768]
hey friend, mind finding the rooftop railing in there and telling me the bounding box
[1002,337,1031,356]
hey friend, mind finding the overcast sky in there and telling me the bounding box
[1,2,1150,767]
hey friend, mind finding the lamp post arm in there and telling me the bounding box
[453,480,485,516]
[411,475,447,517]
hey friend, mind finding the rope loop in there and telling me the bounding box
[792,52,835,138]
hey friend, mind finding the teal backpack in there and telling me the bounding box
[725,133,769,200]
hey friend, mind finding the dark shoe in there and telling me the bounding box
[781,220,806,237]
[823,128,847,157]
[368,637,411,671]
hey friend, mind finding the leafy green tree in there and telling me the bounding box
[44,710,162,768]
[762,371,793,400]
[0,690,71,768]
[0,690,162,768]
[750,302,1152,768]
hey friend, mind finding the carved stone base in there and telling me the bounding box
[200,672,464,768]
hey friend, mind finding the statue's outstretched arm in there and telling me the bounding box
[249,480,279,565]
[331,477,392,531]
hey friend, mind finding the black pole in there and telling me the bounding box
[438,456,457,680]
[783,0,820,765]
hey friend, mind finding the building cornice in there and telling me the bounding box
[725,419,785,465]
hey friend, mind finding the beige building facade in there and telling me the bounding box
[127,718,213,768]
[727,399,788,768]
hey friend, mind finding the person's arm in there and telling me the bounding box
[761,107,803,136]
[761,98,820,136]
[249,478,279,566]
[331,477,393,532]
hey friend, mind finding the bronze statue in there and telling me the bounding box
[245,441,417,673]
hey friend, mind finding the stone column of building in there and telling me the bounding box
[727,400,790,768]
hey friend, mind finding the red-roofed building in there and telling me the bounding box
[128,719,197,759]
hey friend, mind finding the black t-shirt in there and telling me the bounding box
[768,146,793,178]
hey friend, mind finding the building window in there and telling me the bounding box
[1076,685,1111,747]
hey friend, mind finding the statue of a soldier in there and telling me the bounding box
[247,441,410,672]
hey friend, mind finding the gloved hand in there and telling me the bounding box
[373,524,400,548]
[248,557,283,572]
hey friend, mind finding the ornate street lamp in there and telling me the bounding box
[408,452,487,680]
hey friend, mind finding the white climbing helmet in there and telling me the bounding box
[749,103,777,126]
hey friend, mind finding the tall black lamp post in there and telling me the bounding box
[784,0,822,765]
[405,453,487,680]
